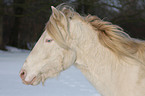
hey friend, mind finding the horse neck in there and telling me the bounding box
[70,19,141,96]
[70,19,123,95]
[70,19,116,67]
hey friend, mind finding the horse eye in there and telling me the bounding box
[46,39,53,43]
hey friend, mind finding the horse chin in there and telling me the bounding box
[31,81,41,86]
[30,71,61,86]
[30,75,42,86]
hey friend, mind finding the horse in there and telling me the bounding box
[20,3,145,96]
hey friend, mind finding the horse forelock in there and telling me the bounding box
[45,4,76,50]
[45,15,70,49]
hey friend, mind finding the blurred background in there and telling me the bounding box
[0,0,145,50]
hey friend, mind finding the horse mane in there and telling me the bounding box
[85,15,145,61]
[46,3,145,62]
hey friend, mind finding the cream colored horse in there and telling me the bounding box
[20,3,145,96]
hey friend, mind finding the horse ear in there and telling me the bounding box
[51,6,63,20]
[61,7,74,19]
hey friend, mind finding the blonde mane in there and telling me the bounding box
[85,15,145,62]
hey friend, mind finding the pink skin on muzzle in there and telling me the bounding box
[20,69,36,85]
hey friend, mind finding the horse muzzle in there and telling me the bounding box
[20,69,37,85]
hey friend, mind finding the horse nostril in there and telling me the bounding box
[20,70,26,80]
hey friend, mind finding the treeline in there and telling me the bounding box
[0,0,145,50]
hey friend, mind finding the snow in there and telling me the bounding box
[0,47,101,96]
[6,46,30,53]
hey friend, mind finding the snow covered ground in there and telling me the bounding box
[0,46,101,96]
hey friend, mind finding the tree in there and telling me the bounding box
[8,0,25,48]
[7,0,69,49]
[0,16,3,49]
[1,0,144,49]
[0,0,4,49]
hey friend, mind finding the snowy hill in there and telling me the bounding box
[0,47,100,96]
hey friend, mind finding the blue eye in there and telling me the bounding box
[46,39,53,43]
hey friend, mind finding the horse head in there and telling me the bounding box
[20,4,77,85]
